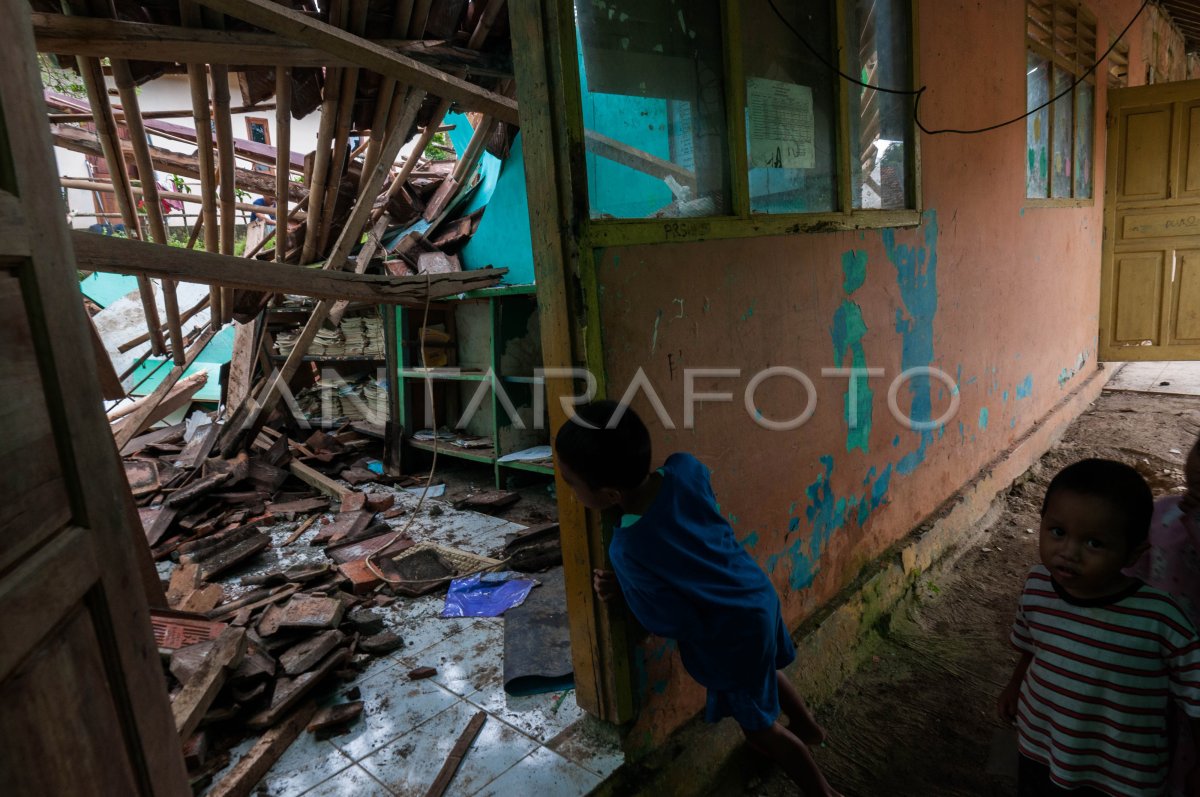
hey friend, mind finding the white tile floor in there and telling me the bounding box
[202,488,623,797]
[1104,361,1200,396]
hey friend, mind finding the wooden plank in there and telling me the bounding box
[583,129,696,188]
[509,0,632,723]
[288,460,352,500]
[422,711,487,797]
[275,66,292,264]
[71,231,506,303]
[189,0,519,124]
[111,330,216,450]
[87,313,124,401]
[203,701,318,797]
[171,626,246,740]
[59,179,271,215]
[107,370,207,423]
[227,317,258,415]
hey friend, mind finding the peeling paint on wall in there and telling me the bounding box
[883,210,940,476]
[1016,374,1033,399]
[831,249,873,453]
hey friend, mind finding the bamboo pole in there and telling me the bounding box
[360,0,414,186]
[299,1,342,265]
[68,38,167,355]
[59,179,275,215]
[316,0,367,257]
[275,66,292,264]
[48,103,277,124]
[206,4,237,325]
[369,97,450,227]
[227,90,425,451]
[111,59,185,363]
[212,64,237,323]
[181,1,223,322]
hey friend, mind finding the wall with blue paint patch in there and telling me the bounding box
[573,0,1153,751]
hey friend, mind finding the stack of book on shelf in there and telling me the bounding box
[276,315,385,358]
[296,376,387,424]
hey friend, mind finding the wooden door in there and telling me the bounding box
[1100,78,1200,360]
[0,6,190,796]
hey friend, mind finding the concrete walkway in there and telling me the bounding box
[1104,360,1200,396]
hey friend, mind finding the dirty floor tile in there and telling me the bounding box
[330,661,459,761]
[463,688,585,744]
[396,621,504,698]
[298,764,393,796]
[358,700,538,796]
[246,729,355,795]
[545,715,625,779]
[468,746,601,797]
[380,594,476,660]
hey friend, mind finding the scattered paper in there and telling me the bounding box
[405,483,446,498]
[497,446,553,463]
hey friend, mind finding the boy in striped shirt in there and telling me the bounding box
[998,458,1200,796]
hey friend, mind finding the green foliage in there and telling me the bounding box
[38,54,87,98]
[423,131,455,161]
[169,175,192,194]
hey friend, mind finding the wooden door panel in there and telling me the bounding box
[0,607,143,797]
[0,6,189,795]
[1113,252,1164,344]
[1171,250,1200,344]
[1183,104,1200,196]
[1121,106,1173,200]
[0,268,71,573]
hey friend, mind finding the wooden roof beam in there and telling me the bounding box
[31,13,511,77]
[187,0,519,124]
[70,231,507,304]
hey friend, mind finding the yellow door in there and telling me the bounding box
[1100,79,1200,360]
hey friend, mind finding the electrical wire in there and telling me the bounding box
[764,0,1150,136]
[365,273,441,585]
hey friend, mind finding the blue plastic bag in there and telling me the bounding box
[441,571,536,618]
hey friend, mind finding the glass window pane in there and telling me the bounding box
[844,0,913,210]
[1051,66,1074,198]
[1026,53,1050,199]
[741,0,838,214]
[1073,83,1094,198]
[574,0,730,219]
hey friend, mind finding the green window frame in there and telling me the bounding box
[1025,0,1097,205]
[566,0,923,247]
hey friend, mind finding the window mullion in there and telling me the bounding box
[722,0,751,218]
[835,0,853,214]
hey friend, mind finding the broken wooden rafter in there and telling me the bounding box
[47,103,277,124]
[50,125,305,202]
[111,327,216,451]
[203,701,317,797]
[584,128,697,189]
[30,13,513,78]
[71,231,506,304]
[69,43,167,356]
[60,179,278,216]
[107,60,187,364]
[189,0,519,124]
[236,89,429,442]
[107,370,207,424]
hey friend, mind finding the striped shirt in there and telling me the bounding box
[1011,565,1200,796]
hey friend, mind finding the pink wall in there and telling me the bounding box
[592,0,1155,749]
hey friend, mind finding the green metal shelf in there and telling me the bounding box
[498,459,554,474]
[405,438,497,464]
[398,368,491,381]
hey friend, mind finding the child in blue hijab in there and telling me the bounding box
[555,400,841,796]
